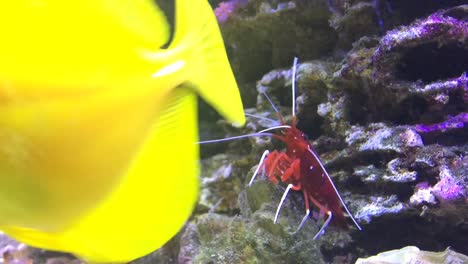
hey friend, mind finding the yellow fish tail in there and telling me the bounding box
[173,0,246,127]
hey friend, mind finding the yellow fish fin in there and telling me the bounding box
[1,225,70,253]
[67,87,200,263]
[171,0,246,127]
[1,87,200,263]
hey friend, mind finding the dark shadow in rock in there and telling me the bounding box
[353,213,468,258]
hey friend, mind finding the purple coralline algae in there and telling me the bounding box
[432,165,466,202]
[409,163,467,205]
[375,12,467,56]
[337,5,468,131]
[214,0,249,23]
[413,72,468,133]
[415,112,468,133]
[372,11,468,86]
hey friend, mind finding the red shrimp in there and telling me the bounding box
[200,58,361,239]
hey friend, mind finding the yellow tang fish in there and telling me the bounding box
[0,0,245,262]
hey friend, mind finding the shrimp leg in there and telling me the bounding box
[248,150,270,186]
[274,183,293,224]
[308,193,333,240]
[313,211,332,240]
[274,183,301,224]
[296,190,311,233]
[273,157,301,223]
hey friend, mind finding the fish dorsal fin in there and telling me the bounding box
[0,0,170,92]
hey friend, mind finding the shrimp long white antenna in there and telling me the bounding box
[244,113,279,124]
[197,133,274,144]
[198,125,290,145]
[292,57,298,118]
[261,91,280,114]
[258,125,291,133]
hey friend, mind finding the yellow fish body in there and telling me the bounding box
[0,0,245,262]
